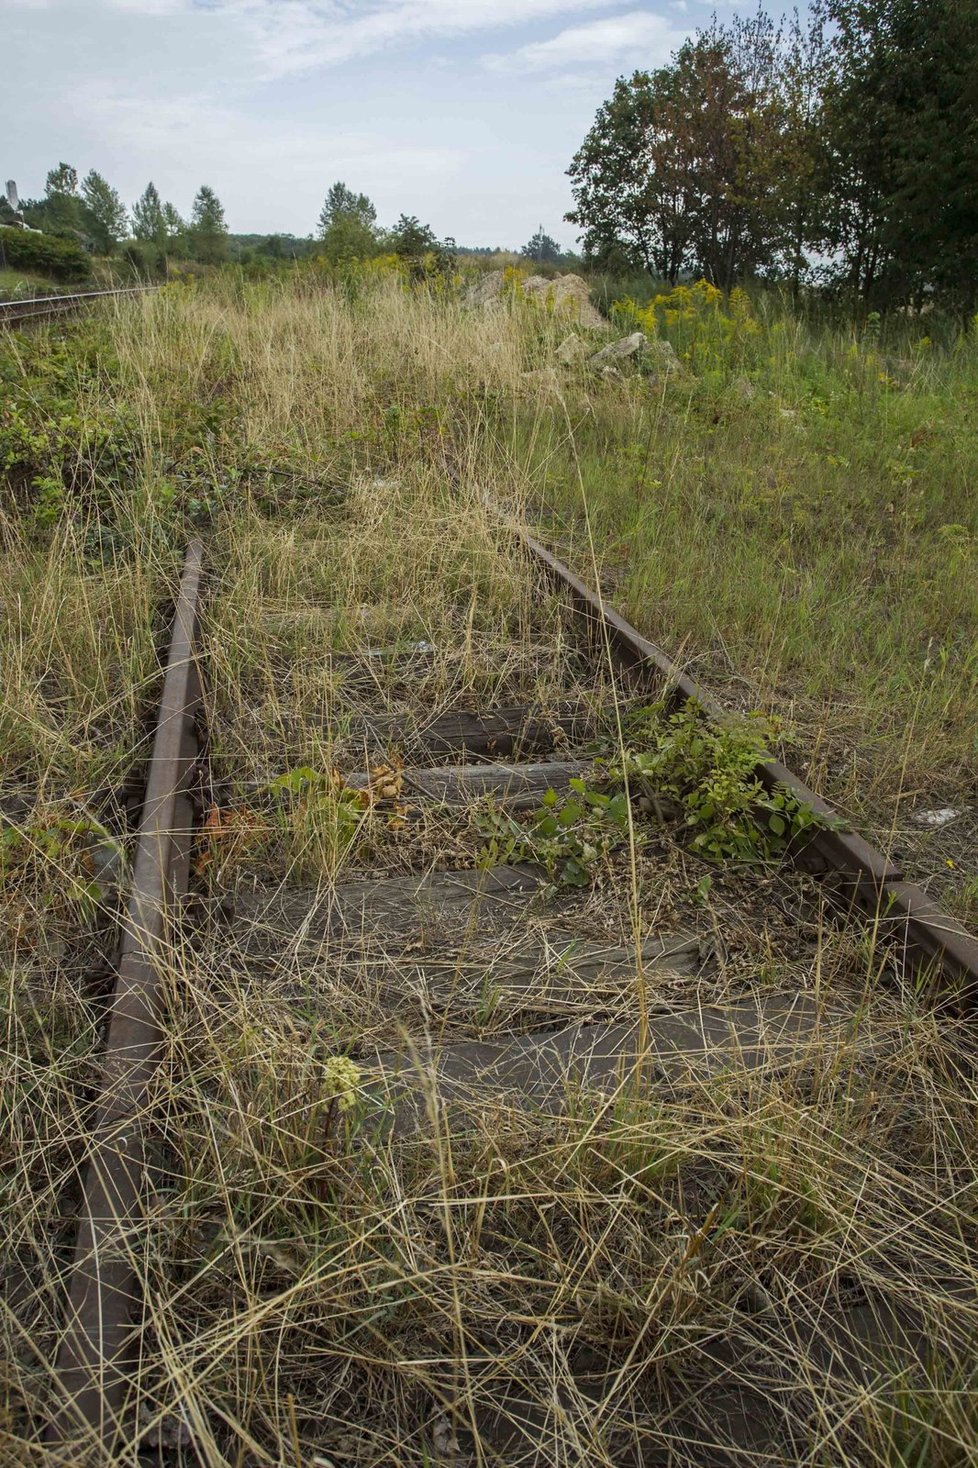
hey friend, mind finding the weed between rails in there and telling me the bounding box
[0,275,975,1465]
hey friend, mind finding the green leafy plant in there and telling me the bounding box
[479,777,633,889]
[0,809,124,921]
[263,766,370,880]
[608,699,819,862]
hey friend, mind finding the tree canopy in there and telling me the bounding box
[317,181,379,263]
[190,185,229,263]
[520,228,562,264]
[566,0,978,310]
[80,171,128,253]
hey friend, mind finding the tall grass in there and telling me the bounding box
[0,271,976,1465]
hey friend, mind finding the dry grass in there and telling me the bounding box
[0,273,976,1466]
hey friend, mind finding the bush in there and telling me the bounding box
[0,227,91,283]
[119,240,161,281]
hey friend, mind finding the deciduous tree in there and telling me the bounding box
[132,183,168,252]
[80,170,128,253]
[189,185,228,263]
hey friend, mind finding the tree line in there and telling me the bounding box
[0,164,231,268]
[566,0,978,313]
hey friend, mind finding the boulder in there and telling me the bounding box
[644,338,684,373]
[521,367,561,393]
[556,334,589,366]
[522,272,606,330]
[589,331,647,366]
[464,270,606,330]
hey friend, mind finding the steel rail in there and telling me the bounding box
[521,529,978,1003]
[0,285,155,328]
[46,540,204,1454]
[35,515,978,1453]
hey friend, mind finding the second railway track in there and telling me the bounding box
[29,502,978,1464]
[0,286,155,330]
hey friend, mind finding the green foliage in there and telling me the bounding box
[131,182,166,249]
[567,0,978,311]
[480,700,820,888]
[318,182,377,237]
[319,212,379,265]
[612,700,818,862]
[80,169,128,253]
[0,808,122,923]
[189,185,228,264]
[315,183,380,265]
[45,163,78,197]
[824,0,978,314]
[264,767,368,879]
[479,778,633,889]
[520,227,563,264]
[387,215,456,281]
[568,13,805,289]
[0,226,90,282]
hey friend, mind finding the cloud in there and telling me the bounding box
[76,84,463,206]
[93,0,621,74]
[485,10,689,72]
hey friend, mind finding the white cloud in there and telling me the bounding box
[78,83,462,193]
[93,0,621,74]
[486,10,689,72]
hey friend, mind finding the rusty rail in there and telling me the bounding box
[522,530,978,1005]
[46,541,204,1453]
[0,285,155,329]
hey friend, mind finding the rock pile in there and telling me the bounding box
[464,270,606,330]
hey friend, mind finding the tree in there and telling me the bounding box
[316,181,378,262]
[824,0,978,313]
[80,170,128,253]
[387,215,456,279]
[777,3,833,299]
[566,12,827,289]
[520,227,562,263]
[132,183,168,252]
[189,185,228,263]
[318,181,376,237]
[162,201,185,238]
[41,161,84,236]
[45,163,78,197]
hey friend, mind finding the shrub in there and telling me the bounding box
[0,227,91,283]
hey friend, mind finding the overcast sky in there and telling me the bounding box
[4,0,750,249]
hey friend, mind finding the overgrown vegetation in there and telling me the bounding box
[0,225,90,283]
[1,271,976,1466]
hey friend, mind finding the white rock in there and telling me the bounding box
[464,269,506,306]
[910,807,963,827]
[521,366,561,392]
[524,272,606,329]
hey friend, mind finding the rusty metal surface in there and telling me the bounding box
[0,285,155,329]
[46,540,204,1452]
[521,528,978,1000]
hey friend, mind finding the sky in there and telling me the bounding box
[3,0,752,250]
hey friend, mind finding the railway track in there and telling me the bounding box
[0,286,155,329]
[34,520,978,1463]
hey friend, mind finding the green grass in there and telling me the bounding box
[1,271,976,1466]
[0,267,71,300]
[492,279,978,912]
